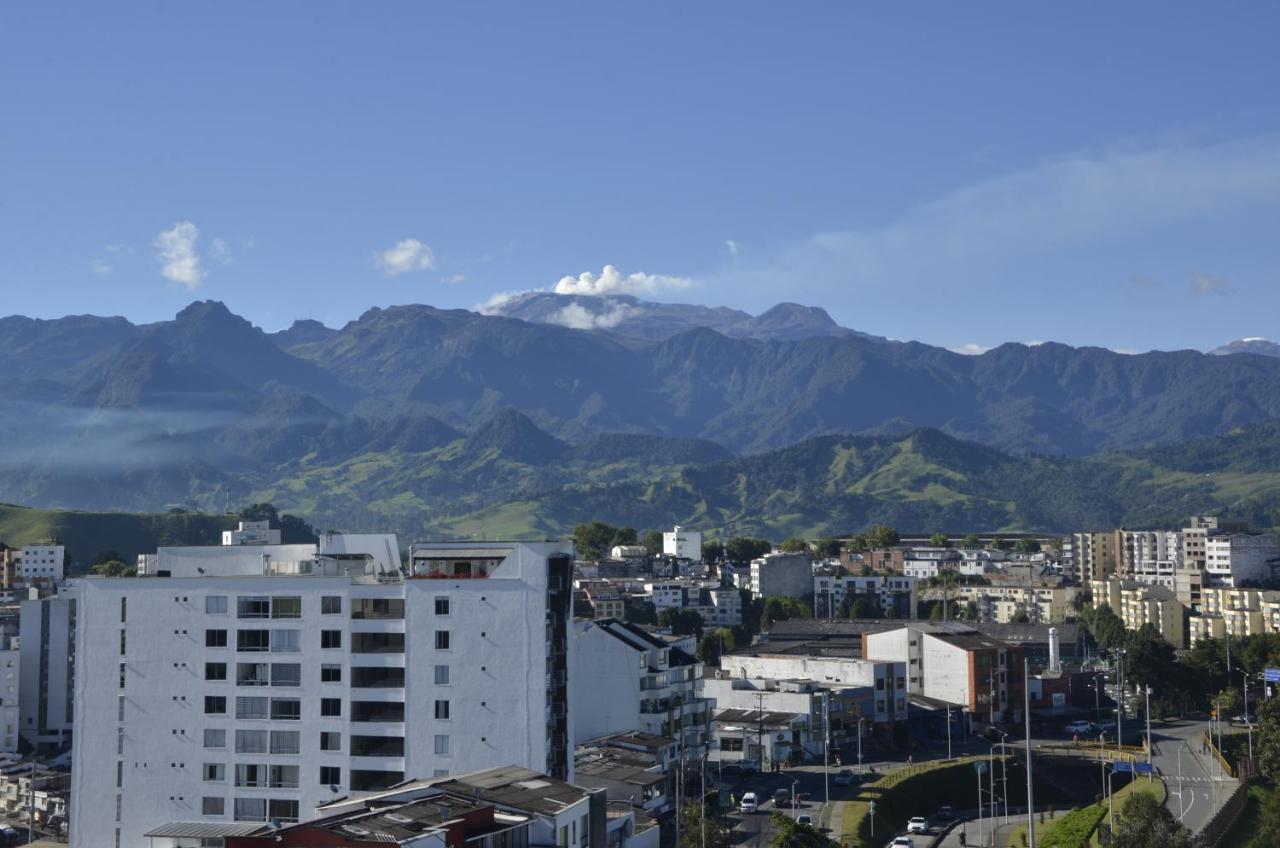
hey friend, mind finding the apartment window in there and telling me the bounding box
[237,630,269,652]
[270,730,301,755]
[320,731,342,752]
[269,765,300,789]
[269,799,300,824]
[204,696,227,715]
[271,630,301,653]
[203,729,227,749]
[435,597,450,615]
[321,596,342,615]
[434,664,450,685]
[434,700,450,720]
[202,763,225,782]
[271,597,302,619]
[319,766,341,786]
[120,597,127,623]
[321,630,342,649]
[351,632,404,653]
[321,698,342,717]
[202,796,225,816]
[271,663,302,687]
[235,763,265,788]
[234,797,267,822]
[237,663,269,687]
[434,734,450,755]
[351,598,405,619]
[237,596,271,619]
[235,697,268,720]
[206,596,227,615]
[270,698,301,721]
[235,730,268,754]
[118,663,126,689]
[435,630,450,650]
[205,662,227,681]
[119,630,126,655]
[321,664,342,683]
[206,629,228,648]
[876,678,885,690]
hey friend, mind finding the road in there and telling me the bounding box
[1145,718,1237,835]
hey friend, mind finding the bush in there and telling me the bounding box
[1039,802,1106,848]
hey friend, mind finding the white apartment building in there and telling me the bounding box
[71,537,575,848]
[1205,532,1280,587]
[222,521,283,547]
[749,553,812,600]
[716,653,906,724]
[18,591,75,749]
[17,545,64,581]
[662,526,702,562]
[0,637,18,753]
[571,619,709,758]
[813,573,917,619]
[1120,530,1181,589]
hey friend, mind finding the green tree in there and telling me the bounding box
[677,803,734,848]
[929,533,949,548]
[961,533,981,549]
[845,534,869,554]
[847,595,881,619]
[929,602,944,621]
[703,540,726,563]
[660,608,705,637]
[865,525,899,549]
[697,628,737,665]
[624,600,659,625]
[89,560,137,578]
[1010,610,1030,624]
[815,536,842,558]
[726,537,773,563]
[91,550,124,566]
[1109,788,1198,848]
[769,812,839,848]
[613,526,638,546]
[1122,625,1177,694]
[1015,538,1041,553]
[759,597,811,631]
[642,530,664,555]
[572,520,621,560]
[779,537,809,554]
[1257,696,1280,780]
[964,601,980,621]
[988,536,1007,551]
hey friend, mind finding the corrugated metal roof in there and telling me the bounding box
[143,822,265,838]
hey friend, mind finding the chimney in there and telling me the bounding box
[1047,627,1060,672]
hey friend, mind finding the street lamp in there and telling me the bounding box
[991,731,1012,825]
[1233,668,1254,763]
[856,716,865,774]
[791,779,799,819]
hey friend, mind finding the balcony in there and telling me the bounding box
[351,701,405,723]
[352,666,405,688]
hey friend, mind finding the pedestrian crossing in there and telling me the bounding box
[1168,776,1231,783]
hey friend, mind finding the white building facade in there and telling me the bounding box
[18,545,65,582]
[662,527,702,562]
[71,538,575,848]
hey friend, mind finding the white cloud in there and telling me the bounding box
[545,302,639,331]
[375,238,436,276]
[734,136,1280,295]
[950,343,990,355]
[90,258,112,275]
[154,221,205,289]
[477,291,527,314]
[444,274,467,285]
[725,239,739,257]
[210,237,233,264]
[553,264,692,297]
[1192,272,1231,296]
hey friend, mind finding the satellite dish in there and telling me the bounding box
[329,784,339,794]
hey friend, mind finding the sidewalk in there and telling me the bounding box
[934,807,1070,848]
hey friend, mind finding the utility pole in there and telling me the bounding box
[1116,653,1124,751]
[27,758,35,845]
[822,691,830,809]
[755,692,765,773]
[1145,685,1153,782]
[1025,656,1036,848]
[946,704,952,759]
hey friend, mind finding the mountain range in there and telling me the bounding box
[2,296,1280,538]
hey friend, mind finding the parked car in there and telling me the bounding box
[796,815,814,826]
[907,817,929,834]
[891,838,915,848]
[773,788,790,807]
[935,806,955,822]
[1064,720,1094,735]
[740,792,758,814]
[1231,714,1257,726]
[834,769,857,785]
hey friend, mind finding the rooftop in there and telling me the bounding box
[713,708,804,729]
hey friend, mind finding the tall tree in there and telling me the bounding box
[865,525,899,549]
[642,529,664,555]
[779,537,809,553]
[929,533,949,548]
[1108,790,1198,848]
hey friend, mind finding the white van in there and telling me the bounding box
[740,792,758,813]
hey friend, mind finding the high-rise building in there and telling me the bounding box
[71,536,574,848]
[18,591,76,749]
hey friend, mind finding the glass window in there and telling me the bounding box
[206,629,228,648]
[271,597,302,619]
[435,630,450,650]
[271,629,301,653]
[205,662,227,681]
[271,663,302,687]
[270,698,301,720]
[235,696,268,720]
[269,799,300,824]
[269,765,300,788]
[203,729,227,749]
[204,695,226,715]
[237,596,271,619]
[435,597,450,615]
[205,596,227,615]
[202,797,225,816]
[320,766,341,786]
[321,630,342,649]
[434,700,450,720]
[234,797,267,822]
[321,698,342,717]
[320,731,342,751]
[202,763,225,782]
[236,764,265,788]
[270,730,301,755]
[351,598,405,619]
[434,665,449,685]
[434,734,449,755]
[237,663,269,687]
[321,596,342,615]
[321,664,342,683]
[235,730,267,754]
[237,630,269,652]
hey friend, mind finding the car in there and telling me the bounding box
[740,792,758,814]
[891,838,915,848]
[906,817,929,834]
[833,769,857,785]
[1064,720,1094,735]
[935,806,955,822]
[796,815,814,826]
[1231,714,1257,726]
[774,788,791,807]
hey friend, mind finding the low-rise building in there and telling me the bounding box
[715,652,905,724]
[749,553,812,600]
[17,545,64,583]
[221,521,282,547]
[813,572,916,619]
[709,708,809,771]
[662,526,702,563]
[1205,531,1280,587]
[1092,578,1187,648]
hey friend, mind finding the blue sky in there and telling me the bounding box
[3,3,1280,353]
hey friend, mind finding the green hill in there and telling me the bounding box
[0,504,237,573]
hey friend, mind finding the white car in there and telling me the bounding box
[1064,720,1093,735]
[891,838,915,848]
[740,792,758,814]
[796,814,813,826]
[907,817,929,833]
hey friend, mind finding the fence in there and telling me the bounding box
[1202,732,1236,779]
[1199,781,1248,847]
